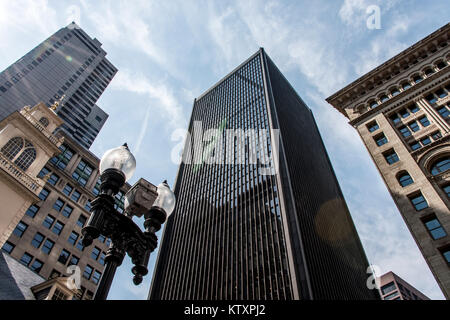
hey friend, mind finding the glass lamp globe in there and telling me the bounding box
[99,144,136,182]
[153,181,176,217]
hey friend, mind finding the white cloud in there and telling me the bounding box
[110,69,187,130]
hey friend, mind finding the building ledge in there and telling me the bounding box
[0,152,45,197]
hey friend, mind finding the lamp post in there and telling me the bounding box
[81,144,175,300]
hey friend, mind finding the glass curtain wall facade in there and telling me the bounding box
[0,22,117,149]
[149,49,378,300]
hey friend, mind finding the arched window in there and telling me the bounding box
[380,95,389,103]
[39,117,49,127]
[369,101,378,109]
[1,137,24,160]
[397,171,414,187]
[424,68,435,77]
[14,147,36,171]
[430,157,450,176]
[402,82,411,90]
[0,137,36,171]
[390,87,400,97]
[413,75,423,84]
[436,60,447,70]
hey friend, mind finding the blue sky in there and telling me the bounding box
[0,0,448,300]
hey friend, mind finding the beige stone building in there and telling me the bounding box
[0,102,129,299]
[326,23,450,299]
[379,271,429,300]
[0,102,63,248]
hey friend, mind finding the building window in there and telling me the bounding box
[397,172,414,187]
[390,114,400,124]
[31,232,45,248]
[424,68,434,76]
[381,282,396,295]
[443,184,450,198]
[42,215,55,229]
[99,252,106,265]
[1,137,23,160]
[399,126,411,138]
[408,121,420,132]
[68,231,79,246]
[436,61,447,70]
[431,131,442,140]
[420,137,431,146]
[402,82,411,90]
[369,101,378,109]
[92,270,102,284]
[42,239,55,254]
[384,150,399,165]
[425,94,437,104]
[98,235,106,243]
[413,75,423,84]
[422,215,447,240]
[438,246,450,265]
[409,193,428,211]
[48,173,60,186]
[77,215,87,228]
[63,183,74,196]
[14,143,36,171]
[72,160,94,186]
[374,133,388,146]
[20,252,33,266]
[68,255,80,266]
[92,178,101,196]
[390,88,400,97]
[52,221,65,235]
[91,247,101,260]
[437,106,450,119]
[38,166,50,179]
[50,144,74,170]
[409,141,421,151]
[58,249,71,264]
[76,239,85,251]
[85,200,92,212]
[71,190,81,202]
[62,205,74,218]
[13,221,28,238]
[114,191,125,214]
[83,265,93,279]
[399,109,410,118]
[30,259,44,273]
[410,104,420,113]
[26,205,39,218]
[1,241,15,254]
[51,288,69,300]
[38,117,49,127]
[435,88,448,99]
[38,188,50,201]
[384,291,400,300]
[430,157,450,176]
[418,116,430,127]
[53,199,65,212]
[380,95,389,103]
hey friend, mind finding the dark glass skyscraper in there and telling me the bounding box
[149,49,379,300]
[0,22,117,149]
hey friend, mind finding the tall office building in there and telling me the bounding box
[326,23,450,299]
[149,49,378,300]
[0,22,117,149]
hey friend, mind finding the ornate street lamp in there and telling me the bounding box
[81,143,175,300]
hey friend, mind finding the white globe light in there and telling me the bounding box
[99,144,136,182]
[153,181,176,217]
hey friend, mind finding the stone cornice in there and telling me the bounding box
[326,22,450,112]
